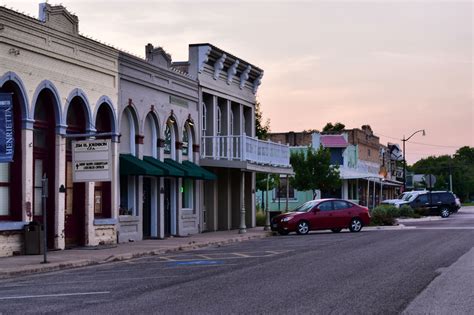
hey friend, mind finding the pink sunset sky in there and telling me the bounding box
[5,0,473,164]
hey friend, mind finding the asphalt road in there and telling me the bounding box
[0,208,473,314]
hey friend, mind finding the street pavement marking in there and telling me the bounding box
[0,291,110,300]
[198,254,213,259]
[232,252,251,257]
[1,276,179,288]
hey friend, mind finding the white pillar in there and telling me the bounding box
[22,129,34,222]
[343,180,349,199]
[55,135,66,250]
[264,173,270,230]
[239,172,247,234]
[151,177,158,238]
[85,182,95,245]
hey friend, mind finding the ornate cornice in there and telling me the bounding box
[198,45,212,73]
[214,53,226,80]
[240,65,251,90]
[227,59,239,85]
[253,71,264,94]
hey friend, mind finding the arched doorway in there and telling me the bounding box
[94,103,114,220]
[64,96,88,247]
[33,89,58,248]
[164,116,178,236]
[143,113,160,238]
[0,79,25,221]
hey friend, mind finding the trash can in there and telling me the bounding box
[24,221,44,255]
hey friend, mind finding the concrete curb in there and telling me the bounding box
[0,232,272,279]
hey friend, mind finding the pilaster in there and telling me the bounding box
[22,129,33,221]
[55,135,66,250]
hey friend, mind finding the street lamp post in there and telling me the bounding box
[402,129,426,191]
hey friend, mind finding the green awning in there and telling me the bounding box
[120,154,165,176]
[143,156,185,177]
[164,158,203,179]
[183,161,217,180]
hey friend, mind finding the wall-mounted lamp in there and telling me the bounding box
[186,114,194,126]
[160,187,164,194]
[59,184,66,193]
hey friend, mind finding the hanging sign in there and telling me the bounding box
[0,93,14,163]
[72,139,112,182]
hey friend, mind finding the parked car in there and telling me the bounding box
[382,190,425,207]
[271,199,370,235]
[382,192,412,205]
[397,191,458,218]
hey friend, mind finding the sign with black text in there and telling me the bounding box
[0,93,14,163]
[72,139,112,182]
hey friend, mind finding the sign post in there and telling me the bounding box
[0,93,14,163]
[42,174,48,264]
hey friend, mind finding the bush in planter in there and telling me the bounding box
[371,205,398,225]
[399,204,415,217]
[256,211,266,226]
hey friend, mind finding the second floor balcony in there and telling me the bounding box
[201,135,291,168]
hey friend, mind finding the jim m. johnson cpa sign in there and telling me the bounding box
[0,93,14,163]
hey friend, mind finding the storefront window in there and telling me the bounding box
[181,179,193,209]
[0,163,10,216]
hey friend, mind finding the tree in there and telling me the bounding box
[322,122,345,133]
[290,146,341,198]
[411,146,474,201]
[255,101,270,140]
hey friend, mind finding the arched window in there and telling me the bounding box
[164,124,171,154]
[182,126,189,156]
[164,117,176,159]
[217,106,222,136]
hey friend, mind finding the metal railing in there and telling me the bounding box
[201,135,290,167]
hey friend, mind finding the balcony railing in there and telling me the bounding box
[201,135,290,167]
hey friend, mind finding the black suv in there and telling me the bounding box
[404,191,457,218]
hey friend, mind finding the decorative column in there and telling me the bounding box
[85,181,95,245]
[264,174,270,231]
[55,134,66,250]
[22,128,34,222]
[239,171,246,234]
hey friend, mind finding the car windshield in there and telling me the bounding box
[397,193,407,200]
[406,193,420,202]
[291,201,317,213]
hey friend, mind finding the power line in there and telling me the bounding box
[374,132,464,149]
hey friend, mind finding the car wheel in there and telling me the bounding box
[296,221,309,235]
[278,230,289,236]
[331,228,342,233]
[349,218,363,232]
[440,208,450,218]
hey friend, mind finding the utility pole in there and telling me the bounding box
[402,129,426,191]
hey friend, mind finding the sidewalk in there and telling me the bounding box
[0,228,271,279]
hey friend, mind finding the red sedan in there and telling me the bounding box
[271,199,371,235]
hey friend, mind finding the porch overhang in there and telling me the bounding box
[199,158,294,175]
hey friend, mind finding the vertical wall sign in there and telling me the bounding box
[0,93,14,163]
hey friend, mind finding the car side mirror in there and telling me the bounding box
[313,208,320,213]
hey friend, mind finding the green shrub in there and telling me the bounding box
[256,211,266,226]
[371,205,398,225]
[399,205,415,217]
